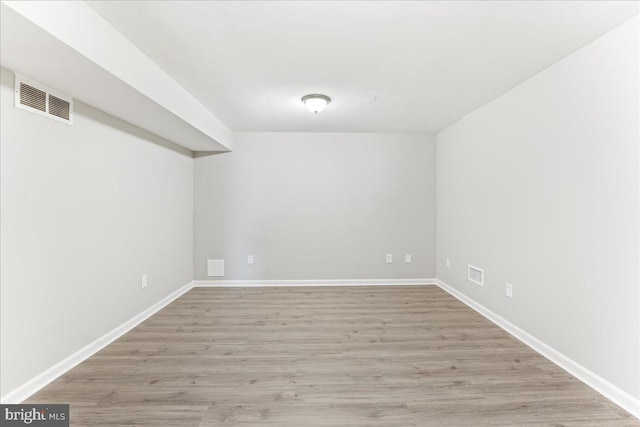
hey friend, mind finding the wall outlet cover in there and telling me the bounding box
[207,259,225,277]
[386,254,393,264]
[248,255,254,265]
[405,254,412,263]
[141,275,147,289]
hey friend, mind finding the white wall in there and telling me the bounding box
[194,132,436,281]
[0,68,194,397]
[436,16,639,399]
[2,13,637,410]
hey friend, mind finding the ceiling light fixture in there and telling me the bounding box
[302,94,331,114]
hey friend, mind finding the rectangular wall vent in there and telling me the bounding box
[468,264,484,286]
[48,95,71,120]
[19,82,46,112]
[14,74,73,125]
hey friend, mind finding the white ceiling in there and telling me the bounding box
[1,1,233,151]
[88,1,638,134]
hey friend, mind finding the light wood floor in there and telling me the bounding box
[28,286,638,426]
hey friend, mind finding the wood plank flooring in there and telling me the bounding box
[28,286,638,426]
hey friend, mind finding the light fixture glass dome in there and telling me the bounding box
[302,94,331,114]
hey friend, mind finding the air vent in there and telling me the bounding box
[19,82,46,112]
[15,74,73,125]
[48,95,70,120]
[468,265,484,286]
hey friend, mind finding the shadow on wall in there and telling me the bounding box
[73,101,193,158]
[193,151,229,158]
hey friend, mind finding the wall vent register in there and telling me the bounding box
[14,74,73,125]
[468,264,484,286]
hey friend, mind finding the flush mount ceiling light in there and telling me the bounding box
[301,94,331,114]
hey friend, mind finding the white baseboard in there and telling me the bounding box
[1,278,433,403]
[0,282,193,404]
[192,278,437,287]
[5,277,637,420]
[434,279,640,420]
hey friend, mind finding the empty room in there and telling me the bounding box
[1,1,639,425]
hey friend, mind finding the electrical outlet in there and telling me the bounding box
[248,255,254,265]
[506,283,513,298]
[141,275,148,289]
[386,254,393,264]
[405,254,412,263]
[445,257,451,268]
